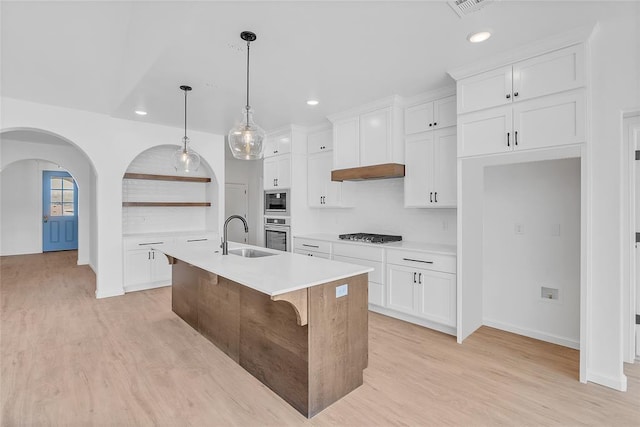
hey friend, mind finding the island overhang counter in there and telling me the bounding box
[155,242,373,418]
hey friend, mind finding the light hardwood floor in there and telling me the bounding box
[2,251,639,426]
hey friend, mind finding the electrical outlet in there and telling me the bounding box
[336,284,348,298]
[541,286,559,300]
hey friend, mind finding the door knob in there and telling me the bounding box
[43,215,48,223]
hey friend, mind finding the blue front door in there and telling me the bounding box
[42,171,78,252]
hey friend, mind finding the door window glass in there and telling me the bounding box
[50,176,75,216]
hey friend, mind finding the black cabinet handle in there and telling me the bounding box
[515,131,518,146]
[148,252,150,260]
[403,257,434,264]
[430,192,433,203]
[139,242,163,246]
[434,192,438,203]
[507,132,510,147]
[413,272,417,284]
[302,244,319,248]
[418,273,422,284]
[433,122,437,126]
[506,94,511,99]
[514,92,519,97]
[429,123,433,127]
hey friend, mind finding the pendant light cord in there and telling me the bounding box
[246,39,251,126]
[184,88,188,151]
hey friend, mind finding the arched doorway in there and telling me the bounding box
[0,128,96,268]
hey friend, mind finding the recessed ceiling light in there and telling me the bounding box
[467,31,491,43]
[135,110,147,116]
[306,100,319,106]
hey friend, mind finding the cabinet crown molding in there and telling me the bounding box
[447,23,597,81]
[327,95,404,123]
[402,85,456,108]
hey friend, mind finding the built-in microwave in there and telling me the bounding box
[264,190,289,216]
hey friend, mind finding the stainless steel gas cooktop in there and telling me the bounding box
[338,233,402,244]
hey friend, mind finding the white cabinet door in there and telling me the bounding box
[150,249,171,283]
[405,102,435,135]
[124,249,152,287]
[360,108,391,167]
[433,95,457,129]
[433,127,457,207]
[513,90,586,151]
[404,133,434,208]
[386,264,417,315]
[458,106,513,157]
[264,131,291,158]
[307,128,333,154]
[457,66,512,114]
[263,157,279,190]
[416,269,456,327]
[333,117,359,170]
[307,152,326,207]
[513,44,585,102]
[276,154,291,188]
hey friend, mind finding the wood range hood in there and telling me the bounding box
[331,163,405,182]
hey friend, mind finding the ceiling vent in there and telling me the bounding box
[448,0,492,18]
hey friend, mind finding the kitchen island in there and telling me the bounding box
[155,241,372,418]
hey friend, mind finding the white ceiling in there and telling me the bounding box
[1,1,635,136]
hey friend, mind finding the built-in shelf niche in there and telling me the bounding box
[122,145,217,234]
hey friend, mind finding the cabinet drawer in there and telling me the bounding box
[333,254,383,284]
[294,249,330,259]
[124,237,172,251]
[294,238,331,254]
[332,242,383,262]
[387,249,456,274]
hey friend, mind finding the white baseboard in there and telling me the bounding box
[95,287,125,299]
[587,371,628,392]
[77,257,89,266]
[124,281,171,293]
[483,318,580,350]
[368,305,457,336]
[88,262,97,274]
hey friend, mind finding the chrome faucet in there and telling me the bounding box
[222,215,249,255]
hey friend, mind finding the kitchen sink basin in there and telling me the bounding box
[228,248,277,258]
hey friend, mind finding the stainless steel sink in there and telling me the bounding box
[228,248,277,258]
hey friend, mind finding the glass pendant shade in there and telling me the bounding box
[174,136,201,173]
[228,108,265,160]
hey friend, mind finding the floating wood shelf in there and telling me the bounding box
[122,202,211,207]
[123,173,211,183]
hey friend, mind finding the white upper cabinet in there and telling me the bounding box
[329,96,404,170]
[307,127,352,208]
[263,131,292,158]
[405,95,457,135]
[458,90,585,157]
[455,43,586,158]
[307,128,333,154]
[263,154,291,190]
[405,127,457,208]
[457,44,585,115]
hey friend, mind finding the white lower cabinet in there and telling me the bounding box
[123,246,171,292]
[293,237,331,258]
[386,250,456,327]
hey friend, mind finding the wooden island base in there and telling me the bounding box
[170,259,369,418]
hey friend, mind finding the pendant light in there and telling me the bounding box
[174,85,200,173]
[228,31,265,160]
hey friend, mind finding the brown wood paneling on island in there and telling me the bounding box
[170,260,369,418]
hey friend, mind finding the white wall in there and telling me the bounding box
[225,144,262,245]
[310,178,457,245]
[483,159,581,348]
[0,160,42,255]
[1,97,225,299]
[587,11,640,389]
[0,138,93,264]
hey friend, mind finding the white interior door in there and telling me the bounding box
[225,183,248,244]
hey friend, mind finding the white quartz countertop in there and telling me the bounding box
[154,241,372,297]
[294,233,456,256]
